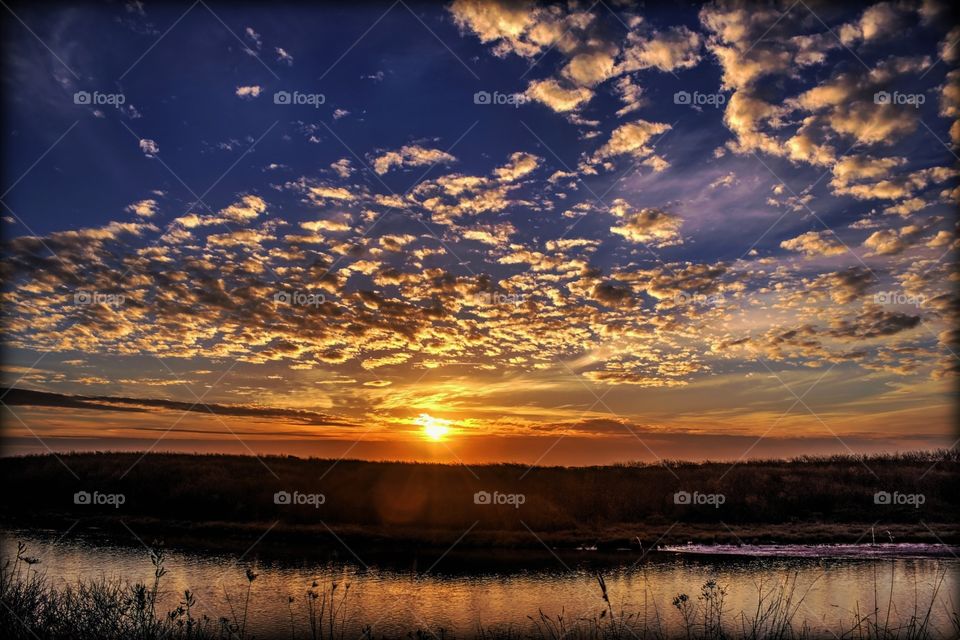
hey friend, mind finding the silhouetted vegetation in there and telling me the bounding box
[1,450,957,548]
[2,540,955,639]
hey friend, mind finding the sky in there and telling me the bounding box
[1,0,958,466]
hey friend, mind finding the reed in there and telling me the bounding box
[0,542,953,640]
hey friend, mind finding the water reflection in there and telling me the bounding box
[3,529,957,639]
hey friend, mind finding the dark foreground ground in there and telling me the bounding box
[1,450,957,551]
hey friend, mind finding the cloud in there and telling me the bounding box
[2,387,351,426]
[125,199,159,218]
[862,226,922,256]
[139,139,159,156]
[780,231,846,257]
[608,200,682,247]
[448,0,588,59]
[561,49,616,86]
[614,75,645,116]
[619,25,701,73]
[525,78,593,112]
[276,47,294,65]
[494,152,540,182]
[462,222,515,245]
[372,145,457,175]
[220,194,267,222]
[330,158,353,178]
[235,85,262,99]
[811,267,877,305]
[590,119,671,163]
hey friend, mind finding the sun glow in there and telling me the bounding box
[415,413,451,441]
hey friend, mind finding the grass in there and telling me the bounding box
[1,450,957,549]
[1,541,956,640]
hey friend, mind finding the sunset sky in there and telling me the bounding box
[2,0,958,465]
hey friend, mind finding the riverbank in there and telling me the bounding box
[2,535,956,640]
[1,450,956,553]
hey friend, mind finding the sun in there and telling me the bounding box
[415,413,451,441]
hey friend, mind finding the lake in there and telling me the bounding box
[3,528,958,639]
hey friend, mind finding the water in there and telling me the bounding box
[4,529,958,639]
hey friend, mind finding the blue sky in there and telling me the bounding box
[1,0,958,464]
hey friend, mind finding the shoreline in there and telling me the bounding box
[3,515,958,560]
